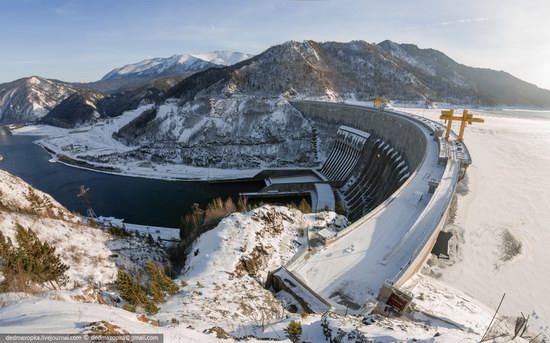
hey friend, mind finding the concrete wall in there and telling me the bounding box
[269,267,333,314]
[291,101,427,172]
[394,205,450,287]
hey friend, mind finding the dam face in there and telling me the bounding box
[292,101,427,221]
[291,101,427,171]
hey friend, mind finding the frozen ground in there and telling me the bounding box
[0,296,259,343]
[396,106,550,337]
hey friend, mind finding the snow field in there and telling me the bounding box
[397,107,550,336]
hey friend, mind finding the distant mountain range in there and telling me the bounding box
[2,41,550,126]
[0,51,252,124]
[101,51,254,81]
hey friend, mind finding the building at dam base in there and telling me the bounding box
[254,101,473,316]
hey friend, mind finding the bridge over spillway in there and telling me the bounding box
[269,101,471,314]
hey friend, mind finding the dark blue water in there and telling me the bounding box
[0,127,262,227]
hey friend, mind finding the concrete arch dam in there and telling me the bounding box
[269,100,471,314]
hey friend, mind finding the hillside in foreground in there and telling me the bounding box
[0,168,517,342]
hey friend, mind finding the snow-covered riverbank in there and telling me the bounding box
[11,105,261,181]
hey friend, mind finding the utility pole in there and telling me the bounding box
[481,293,506,342]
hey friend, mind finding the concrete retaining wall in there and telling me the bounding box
[291,101,427,172]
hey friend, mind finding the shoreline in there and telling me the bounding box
[35,140,260,182]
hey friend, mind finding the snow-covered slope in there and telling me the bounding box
[0,76,76,123]
[0,169,117,287]
[28,97,336,178]
[0,169,166,287]
[158,207,345,333]
[191,51,254,66]
[101,51,253,81]
[0,298,234,343]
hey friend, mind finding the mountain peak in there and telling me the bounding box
[101,51,253,81]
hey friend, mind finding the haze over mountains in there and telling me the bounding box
[1,40,550,126]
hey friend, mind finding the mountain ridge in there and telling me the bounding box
[100,51,254,81]
[159,39,550,107]
[3,41,550,126]
[0,76,77,123]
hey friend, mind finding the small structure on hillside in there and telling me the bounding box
[371,97,388,109]
[376,281,414,315]
[315,228,337,245]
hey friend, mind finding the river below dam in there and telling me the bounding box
[0,126,262,228]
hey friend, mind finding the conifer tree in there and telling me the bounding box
[116,270,159,314]
[0,224,69,291]
[145,260,178,296]
[149,282,165,303]
[285,320,302,343]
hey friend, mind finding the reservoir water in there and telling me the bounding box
[0,127,262,228]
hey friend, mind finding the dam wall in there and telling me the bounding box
[278,101,466,314]
[290,101,427,172]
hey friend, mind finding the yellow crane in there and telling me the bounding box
[440,109,484,142]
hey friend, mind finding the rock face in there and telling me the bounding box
[109,96,331,169]
[0,76,76,123]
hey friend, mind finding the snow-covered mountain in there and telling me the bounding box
[164,40,550,107]
[101,51,253,81]
[42,76,185,128]
[36,39,550,172]
[191,51,254,66]
[0,76,76,123]
[100,39,550,170]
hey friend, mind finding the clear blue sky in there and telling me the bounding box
[2,0,550,89]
